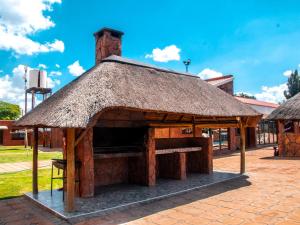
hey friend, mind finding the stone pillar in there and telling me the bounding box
[277,120,284,156]
[157,152,186,180]
[76,128,94,197]
[228,128,237,151]
[146,128,156,186]
[247,127,257,148]
[187,137,213,174]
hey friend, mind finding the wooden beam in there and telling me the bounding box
[177,115,184,122]
[277,120,284,156]
[161,114,168,122]
[74,128,91,147]
[196,123,239,129]
[32,127,38,195]
[239,121,246,174]
[65,128,75,212]
[149,123,193,128]
[146,128,156,186]
[192,116,196,137]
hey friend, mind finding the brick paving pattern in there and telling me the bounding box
[0,146,300,225]
[0,160,51,173]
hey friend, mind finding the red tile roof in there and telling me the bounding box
[205,75,233,86]
[235,96,279,108]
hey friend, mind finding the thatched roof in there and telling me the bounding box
[268,93,300,120]
[15,55,260,128]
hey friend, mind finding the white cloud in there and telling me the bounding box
[38,64,47,69]
[0,64,60,112]
[198,68,223,80]
[283,70,292,77]
[145,45,181,62]
[49,71,62,76]
[0,0,64,55]
[254,83,287,103]
[55,64,60,68]
[47,77,60,88]
[68,60,85,76]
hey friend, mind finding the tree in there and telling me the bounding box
[0,101,21,120]
[284,70,300,99]
[235,93,256,99]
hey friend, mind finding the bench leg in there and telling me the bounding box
[51,164,53,196]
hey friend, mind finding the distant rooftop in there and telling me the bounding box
[205,75,234,86]
[235,96,279,108]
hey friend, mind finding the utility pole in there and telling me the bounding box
[183,59,191,73]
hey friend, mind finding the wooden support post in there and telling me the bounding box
[228,128,236,151]
[76,128,94,197]
[65,128,75,212]
[277,120,284,156]
[240,122,246,174]
[32,127,38,194]
[146,127,156,186]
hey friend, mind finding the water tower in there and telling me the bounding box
[25,69,52,113]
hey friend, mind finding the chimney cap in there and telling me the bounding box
[93,27,124,38]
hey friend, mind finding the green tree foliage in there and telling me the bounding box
[284,70,300,99]
[0,101,21,120]
[235,93,256,99]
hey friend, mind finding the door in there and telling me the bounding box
[0,130,3,145]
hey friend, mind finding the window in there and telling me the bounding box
[11,130,25,140]
[181,128,193,134]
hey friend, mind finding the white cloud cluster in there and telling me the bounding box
[145,45,181,62]
[0,64,60,111]
[47,77,61,88]
[198,68,223,80]
[254,83,287,103]
[49,71,62,76]
[68,60,85,76]
[38,64,47,69]
[283,70,292,77]
[0,0,64,55]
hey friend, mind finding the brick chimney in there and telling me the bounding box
[94,28,124,64]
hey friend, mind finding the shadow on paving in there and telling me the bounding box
[71,175,251,225]
[260,156,300,160]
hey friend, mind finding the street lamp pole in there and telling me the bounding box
[183,59,191,73]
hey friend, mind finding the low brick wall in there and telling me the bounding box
[282,133,300,156]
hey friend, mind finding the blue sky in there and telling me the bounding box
[1,0,300,110]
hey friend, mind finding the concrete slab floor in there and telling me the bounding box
[25,171,242,220]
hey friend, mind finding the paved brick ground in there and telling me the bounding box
[0,146,300,225]
[0,160,51,173]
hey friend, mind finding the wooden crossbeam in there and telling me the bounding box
[75,128,91,147]
[161,114,168,122]
[177,115,184,122]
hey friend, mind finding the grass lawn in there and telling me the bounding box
[0,168,62,199]
[0,146,62,163]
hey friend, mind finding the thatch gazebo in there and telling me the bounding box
[268,92,300,157]
[15,28,261,212]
